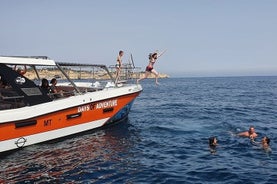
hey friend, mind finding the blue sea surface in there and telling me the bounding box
[1,77,277,183]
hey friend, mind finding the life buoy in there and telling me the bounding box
[14,65,27,75]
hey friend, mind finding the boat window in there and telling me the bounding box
[0,88,25,110]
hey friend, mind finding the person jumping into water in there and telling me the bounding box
[137,50,166,85]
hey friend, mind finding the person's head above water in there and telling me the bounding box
[248,126,257,139]
[209,137,217,147]
[262,136,270,145]
[238,125,258,139]
[248,126,256,134]
[261,136,271,152]
[209,137,218,154]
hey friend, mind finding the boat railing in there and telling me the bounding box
[109,63,141,84]
[0,57,139,111]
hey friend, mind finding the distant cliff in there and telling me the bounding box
[24,69,169,80]
[137,72,169,79]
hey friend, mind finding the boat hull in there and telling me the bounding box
[0,86,141,153]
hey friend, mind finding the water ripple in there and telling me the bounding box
[1,77,277,183]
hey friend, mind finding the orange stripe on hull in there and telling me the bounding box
[0,92,139,141]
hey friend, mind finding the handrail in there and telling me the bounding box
[2,96,24,100]
[56,63,81,95]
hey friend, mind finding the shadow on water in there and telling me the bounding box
[0,119,142,183]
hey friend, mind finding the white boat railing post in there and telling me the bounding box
[56,63,81,94]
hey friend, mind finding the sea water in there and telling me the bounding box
[0,77,276,183]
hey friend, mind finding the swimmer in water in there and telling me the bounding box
[251,136,271,152]
[209,136,218,154]
[237,126,258,139]
[115,50,124,84]
[261,136,270,150]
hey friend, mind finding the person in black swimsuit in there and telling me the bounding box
[115,50,124,84]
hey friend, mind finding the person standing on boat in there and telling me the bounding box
[115,50,124,84]
[137,50,166,85]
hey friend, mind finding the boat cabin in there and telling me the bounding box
[0,56,116,110]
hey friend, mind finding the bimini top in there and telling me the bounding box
[0,56,56,66]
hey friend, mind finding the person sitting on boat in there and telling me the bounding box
[237,126,258,139]
[50,78,63,98]
[40,78,50,94]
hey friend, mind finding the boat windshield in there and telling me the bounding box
[0,62,114,110]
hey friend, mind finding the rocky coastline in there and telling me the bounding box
[24,69,169,80]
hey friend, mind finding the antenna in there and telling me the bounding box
[130,53,135,68]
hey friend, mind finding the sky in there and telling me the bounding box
[0,0,277,77]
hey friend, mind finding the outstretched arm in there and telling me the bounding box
[237,131,248,137]
[158,49,167,58]
[250,139,260,146]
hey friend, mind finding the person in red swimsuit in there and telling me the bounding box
[137,50,166,85]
